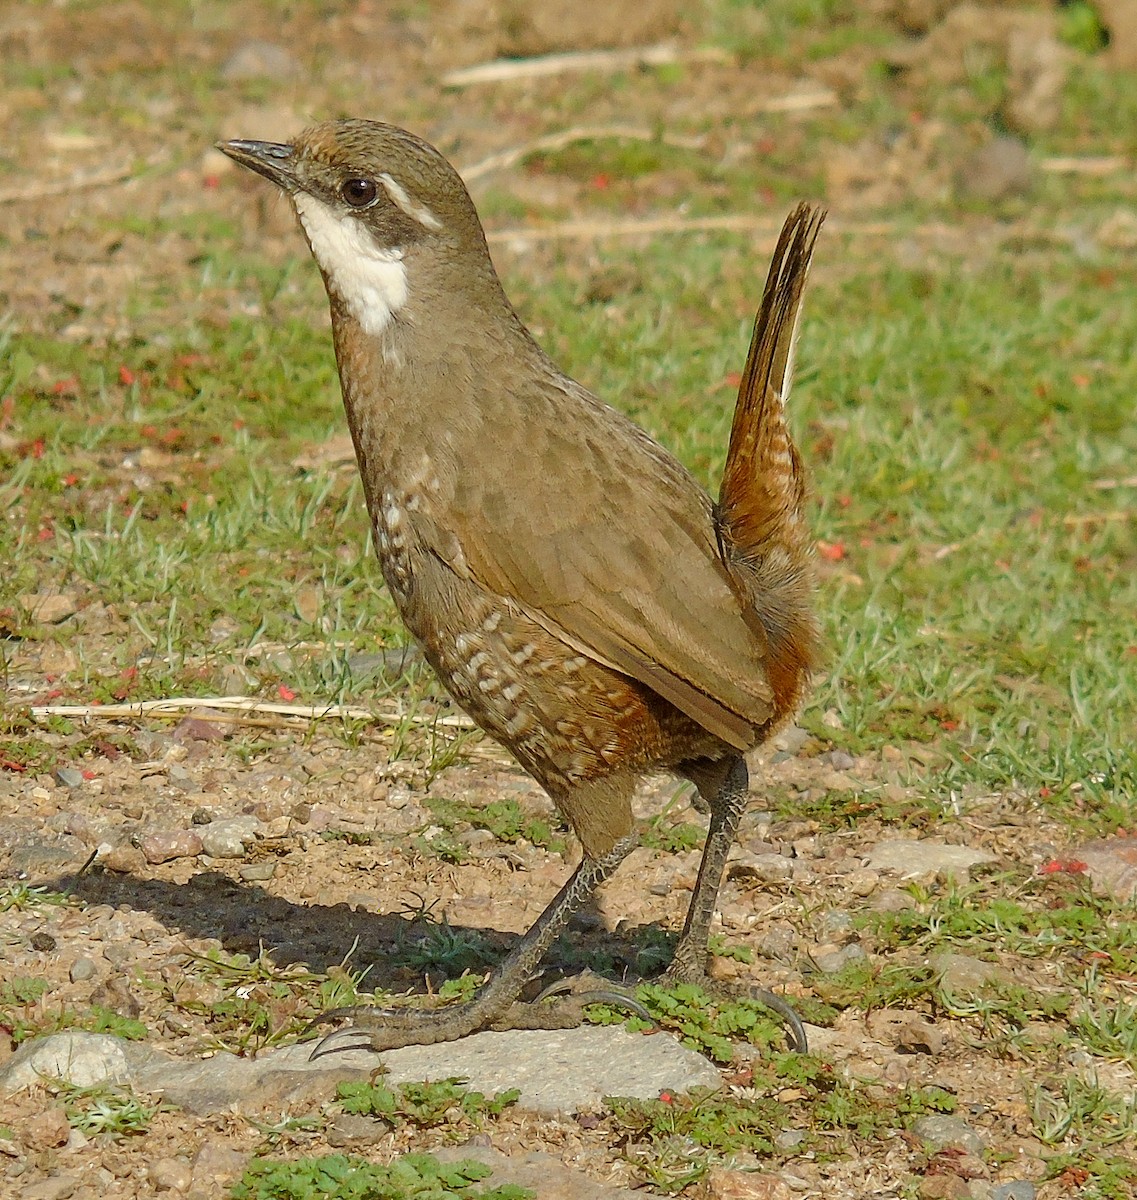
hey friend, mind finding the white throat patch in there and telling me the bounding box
[293,192,407,337]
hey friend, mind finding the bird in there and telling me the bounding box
[218,120,823,1055]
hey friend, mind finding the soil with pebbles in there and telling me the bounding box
[3,706,1125,1199]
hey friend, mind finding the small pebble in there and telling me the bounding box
[812,943,866,973]
[826,749,856,770]
[54,767,85,789]
[26,1105,71,1150]
[70,957,97,983]
[22,591,79,624]
[150,1157,193,1192]
[325,1114,389,1147]
[238,861,277,883]
[847,868,879,897]
[167,764,200,793]
[912,1114,986,1156]
[199,816,261,859]
[140,830,203,865]
[99,845,147,873]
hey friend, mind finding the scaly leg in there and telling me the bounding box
[666,755,808,1052]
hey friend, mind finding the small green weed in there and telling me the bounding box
[706,935,754,965]
[0,978,146,1045]
[336,1077,520,1127]
[590,981,784,1063]
[386,916,498,980]
[810,959,939,1012]
[607,1068,957,1192]
[175,948,371,1055]
[425,796,567,856]
[0,883,68,912]
[867,879,1137,975]
[641,819,705,853]
[1044,1152,1137,1200]
[232,1153,532,1200]
[47,1080,162,1138]
[1072,987,1137,1067]
[1029,1074,1137,1149]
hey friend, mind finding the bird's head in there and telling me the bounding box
[218,120,494,337]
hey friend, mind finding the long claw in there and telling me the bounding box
[532,977,655,1023]
[749,988,808,1054]
[308,1028,378,1061]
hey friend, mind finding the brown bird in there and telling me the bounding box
[219,120,823,1054]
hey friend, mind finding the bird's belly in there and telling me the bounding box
[375,532,716,795]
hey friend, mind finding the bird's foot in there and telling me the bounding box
[660,958,809,1054]
[307,972,652,1060]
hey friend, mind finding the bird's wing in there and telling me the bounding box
[411,385,774,750]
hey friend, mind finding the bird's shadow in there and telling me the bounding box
[56,866,675,996]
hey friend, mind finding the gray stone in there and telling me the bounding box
[0,1031,140,1091]
[17,1176,82,1200]
[992,1183,1035,1200]
[867,839,996,880]
[69,957,97,983]
[7,840,87,877]
[150,1157,193,1192]
[1073,836,1137,900]
[325,1113,390,1146]
[166,764,200,793]
[728,852,793,884]
[239,861,277,883]
[199,816,262,859]
[54,768,85,789]
[770,725,808,755]
[912,1114,986,1156]
[812,944,866,973]
[1,1025,720,1117]
[931,951,1012,993]
[825,749,856,771]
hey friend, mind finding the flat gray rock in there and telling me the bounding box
[1,1025,720,1116]
[867,838,996,879]
[1074,836,1137,899]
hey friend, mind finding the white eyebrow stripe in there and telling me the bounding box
[379,172,443,231]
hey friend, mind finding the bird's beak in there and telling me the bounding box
[216,139,298,190]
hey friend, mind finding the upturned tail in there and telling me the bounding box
[715,203,825,717]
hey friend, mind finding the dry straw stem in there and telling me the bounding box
[441,43,733,87]
[31,695,476,731]
[1039,155,1131,174]
[1061,510,1135,527]
[0,155,167,204]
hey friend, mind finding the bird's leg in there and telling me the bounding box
[665,755,808,1052]
[310,833,637,1058]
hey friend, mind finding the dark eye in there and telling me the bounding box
[341,178,377,207]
